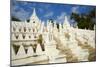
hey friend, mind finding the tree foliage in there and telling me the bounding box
[70,8,96,30]
[11,16,21,21]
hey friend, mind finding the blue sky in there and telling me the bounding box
[11,0,95,25]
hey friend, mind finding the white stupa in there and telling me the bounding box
[63,16,70,28]
[30,8,37,21]
[29,8,39,24]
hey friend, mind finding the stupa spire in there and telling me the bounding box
[30,8,37,20]
[33,8,36,16]
[64,16,70,27]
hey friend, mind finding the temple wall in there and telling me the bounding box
[11,8,95,66]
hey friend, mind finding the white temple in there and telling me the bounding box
[11,8,96,66]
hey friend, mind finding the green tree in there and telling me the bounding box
[70,8,96,30]
[11,16,21,21]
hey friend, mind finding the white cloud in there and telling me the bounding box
[71,6,79,13]
[44,11,53,18]
[56,12,66,23]
[56,12,72,25]
[17,8,29,20]
[57,12,66,20]
[12,6,30,21]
